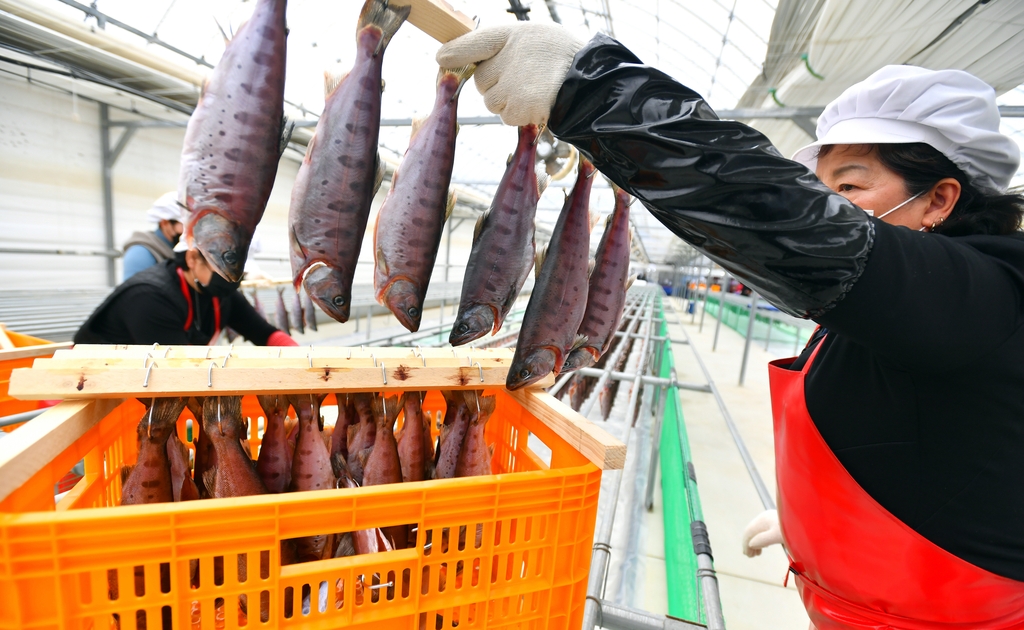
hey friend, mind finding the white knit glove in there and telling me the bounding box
[436,23,584,127]
[741,509,783,557]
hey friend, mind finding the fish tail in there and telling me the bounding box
[358,0,410,53]
[440,64,476,101]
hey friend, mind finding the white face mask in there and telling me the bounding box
[863,190,927,229]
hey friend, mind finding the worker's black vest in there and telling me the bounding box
[74,261,213,345]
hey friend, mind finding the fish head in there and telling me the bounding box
[506,347,558,391]
[382,279,423,332]
[191,211,249,283]
[449,305,493,346]
[303,263,352,323]
[560,348,596,375]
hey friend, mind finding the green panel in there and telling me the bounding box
[657,304,707,624]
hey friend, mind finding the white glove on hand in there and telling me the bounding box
[436,23,584,127]
[741,509,783,557]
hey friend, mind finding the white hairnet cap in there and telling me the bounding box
[147,191,184,223]
[793,65,1020,194]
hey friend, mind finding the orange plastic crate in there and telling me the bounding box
[0,326,69,430]
[0,387,611,630]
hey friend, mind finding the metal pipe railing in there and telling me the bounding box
[0,408,44,428]
[579,292,652,419]
[588,599,706,630]
[582,291,657,630]
[668,299,775,510]
[548,293,647,398]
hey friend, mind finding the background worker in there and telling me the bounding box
[75,240,296,347]
[121,191,185,280]
[435,24,1024,628]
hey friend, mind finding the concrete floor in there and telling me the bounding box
[642,297,810,629]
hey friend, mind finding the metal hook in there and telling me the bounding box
[370,353,377,367]
[142,352,154,368]
[473,361,484,383]
[278,347,283,358]
[207,360,219,387]
[221,344,233,368]
[142,359,157,387]
[380,361,387,385]
[205,346,213,360]
[348,349,353,359]
[146,397,156,437]
[368,581,394,591]
[307,345,313,368]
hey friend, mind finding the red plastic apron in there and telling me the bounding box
[768,336,1024,630]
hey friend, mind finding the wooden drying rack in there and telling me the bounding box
[398,0,475,43]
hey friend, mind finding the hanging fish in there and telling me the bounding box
[373,65,474,332]
[331,393,356,460]
[256,395,292,494]
[276,287,291,334]
[288,393,335,561]
[200,396,267,498]
[345,393,378,484]
[562,185,634,373]
[121,397,188,506]
[434,390,471,479]
[289,0,410,323]
[396,391,432,484]
[363,395,406,548]
[454,393,497,478]
[507,158,597,390]
[302,288,318,331]
[251,290,267,321]
[167,432,200,502]
[451,125,547,346]
[291,288,305,335]
[178,0,289,282]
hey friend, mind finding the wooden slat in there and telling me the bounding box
[0,399,122,503]
[397,0,474,43]
[54,344,513,361]
[508,389,626,470]
[0,341,73,362]
[9,363,553,399]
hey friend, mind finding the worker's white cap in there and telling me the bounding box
[792,65,1020,194]
[147,191,184,223]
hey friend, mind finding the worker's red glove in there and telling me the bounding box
[266,330,299,347]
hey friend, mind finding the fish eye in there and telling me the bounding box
[518,368,531,380]
[456,323,468,334]
[408,306,419,318]
[332,295,346,307]
[223,251,239,265]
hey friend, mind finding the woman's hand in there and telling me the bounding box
[742,509,783,557]
[436,23,584,127]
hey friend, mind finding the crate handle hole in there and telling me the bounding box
[160,562,171,594]
[283,586,294,619]
[106,569,119,601]
[132,566,146,597]
[335,579,345,610]
[260,590,270,623]
[301,583,311,615]
[213,555,225,586]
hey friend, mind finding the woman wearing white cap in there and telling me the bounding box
[437,25,1024,628]
[122,191,185,280]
